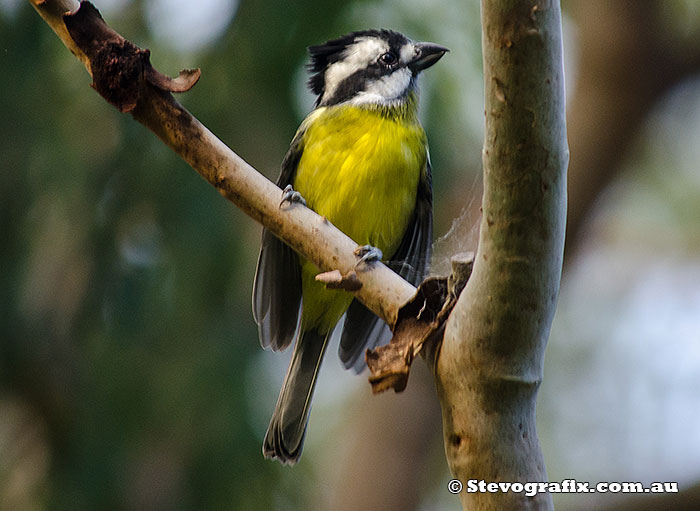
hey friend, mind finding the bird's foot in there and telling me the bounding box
[354,244,383,268]
[279,184,307,208]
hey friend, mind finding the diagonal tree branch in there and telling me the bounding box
[28,0,415,329]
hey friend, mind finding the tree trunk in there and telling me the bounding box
[434,1,567,509]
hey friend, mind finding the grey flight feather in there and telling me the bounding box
[252,231,302,350]
[252,131,305,350]
[263,329,329,464]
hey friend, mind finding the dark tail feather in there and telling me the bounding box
[263,329,328,464]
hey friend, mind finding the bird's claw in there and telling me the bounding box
[279,184,306,208]
[354,244,383,268]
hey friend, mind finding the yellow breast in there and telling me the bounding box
[292,103,427,331]
[294,104,426,254]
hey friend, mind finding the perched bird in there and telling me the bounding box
[253,29,447,464]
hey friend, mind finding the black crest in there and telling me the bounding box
[306,29,409,102]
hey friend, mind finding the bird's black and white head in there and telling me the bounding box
[307,29,448,108]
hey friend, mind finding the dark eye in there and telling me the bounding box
[378,52,397,66]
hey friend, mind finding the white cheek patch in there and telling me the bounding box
[322,37,388,103]
[351,67,413,106]
[399,42,416,65]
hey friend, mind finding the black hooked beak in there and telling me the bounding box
[408,42,449,74]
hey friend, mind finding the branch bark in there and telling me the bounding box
[28,0,415,330]
[433,1,567,509]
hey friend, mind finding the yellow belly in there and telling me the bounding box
[293,104,427,332]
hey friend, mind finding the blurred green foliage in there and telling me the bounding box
[6,1,700,510]
[2,2,344,510]
[0,1,478,509]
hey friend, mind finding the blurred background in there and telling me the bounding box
[2,0,700,509]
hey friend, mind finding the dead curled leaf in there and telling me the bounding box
[366,252,475,394]
[62,2,200,112]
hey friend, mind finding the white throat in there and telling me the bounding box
[350,68,413,106]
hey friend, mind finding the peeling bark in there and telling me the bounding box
[366,253,474,394]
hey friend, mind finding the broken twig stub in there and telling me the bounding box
[315,269,363,291]
[62,1,200,112]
